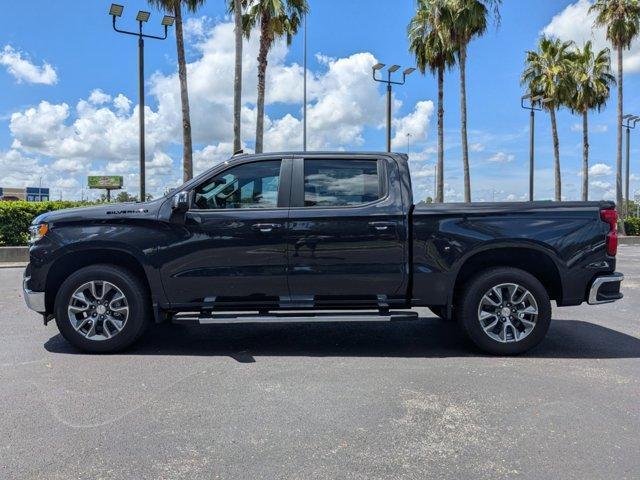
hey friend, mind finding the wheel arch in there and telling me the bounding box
[451,245,563,308]
[45,248,151,314]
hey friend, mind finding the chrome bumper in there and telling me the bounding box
[588,273,624,305]
[23,275,45,313]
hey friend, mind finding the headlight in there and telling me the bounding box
[28,223,49,244]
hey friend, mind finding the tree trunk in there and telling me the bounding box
[459,44,470,203]
[582,110,589,202]
[549,107,561,201]
[174,4,193,181]
[255,11,270,154]
[233,0,243,153]
[616,45,625,232]
[437,65,444,203]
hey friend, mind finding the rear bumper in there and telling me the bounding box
[587,272,624,305]
[23,271,45,313]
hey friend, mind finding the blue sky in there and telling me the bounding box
[1,0,640,202]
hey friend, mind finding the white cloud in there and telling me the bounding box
[2,20,432,199]
[543,0,640,73]
[589,163,613,176]
[571,122,608,133]
[488,152,515,163]
[52,158,86,173]
[590,180,611,189]
[0,45,58,85]
[88,89,111,105]
[391,101,435,149]
[470,142,485,152]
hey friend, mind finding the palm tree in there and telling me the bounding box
[243,0,308,153]
[228,0,245,153]
[590,0,640,219]
[449,0,501,203]
[408,0,456,203]
[149,0,205,181]
[570,42,615,201]
[521,36,575,201]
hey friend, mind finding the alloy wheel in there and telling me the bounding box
[477,282,538,343]
[67,280,130,341]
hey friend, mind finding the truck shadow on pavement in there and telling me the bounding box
[44,316,640,361]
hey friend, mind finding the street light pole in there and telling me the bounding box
[622,115,640,217]
[372,63,415,152]
[303,13,307,152]
[521,94,547,202]
[138,33,145,200]
[109,4,174,201]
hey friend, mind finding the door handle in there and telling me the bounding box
[368,221,395,231]
[252,223,281,233]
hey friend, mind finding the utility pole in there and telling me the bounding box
[521,94,550,201]
[622,114,639,217]
[303,13,307,151]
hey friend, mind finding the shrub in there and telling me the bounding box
[0,201,91,246]
[625,217,640,236]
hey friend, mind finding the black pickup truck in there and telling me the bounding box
[23,152,624,355]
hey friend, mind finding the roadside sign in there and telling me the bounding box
[88,176,123,189]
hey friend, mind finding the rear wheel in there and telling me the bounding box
[54,264,151,353]
[456,267,551,355]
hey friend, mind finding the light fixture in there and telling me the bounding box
[372,63,386,71]
[403,67,416,76]
[109,3,124,17]
[388,64,401,73]
[623,114,634,120]
[161,15,175,27]
[136,10,151,22]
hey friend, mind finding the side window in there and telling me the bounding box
[193,160,281,210]
[304,159,380,207]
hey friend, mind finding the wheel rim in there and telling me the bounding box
[67,281,129,341]
[477,283,538,343]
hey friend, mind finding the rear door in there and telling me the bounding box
[285,155,408,308]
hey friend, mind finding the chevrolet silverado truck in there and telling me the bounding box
[23,152,624,355]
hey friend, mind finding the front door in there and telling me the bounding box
[286,156,407,308]
[161,158,291,309]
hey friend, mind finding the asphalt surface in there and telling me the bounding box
[1,247,639,480]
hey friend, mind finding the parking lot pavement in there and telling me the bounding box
[1,247,639,480]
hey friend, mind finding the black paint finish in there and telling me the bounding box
[26,152,619,318]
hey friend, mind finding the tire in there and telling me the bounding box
[456,267,551,355]
[54,264,151,353]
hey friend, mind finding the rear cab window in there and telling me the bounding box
[303,159,381,207]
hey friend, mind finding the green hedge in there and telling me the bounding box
[0,201,91,246]
[625,217,640,236]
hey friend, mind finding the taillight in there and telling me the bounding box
[600,208,618,256]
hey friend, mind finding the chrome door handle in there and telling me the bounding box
[368,221,395,231]
[252,223,281,233]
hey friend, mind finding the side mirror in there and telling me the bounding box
[172,191,190,213]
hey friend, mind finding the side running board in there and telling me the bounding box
[172,310,419,325]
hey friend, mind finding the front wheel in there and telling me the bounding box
[54,264,151,353]
[456,267,551,355]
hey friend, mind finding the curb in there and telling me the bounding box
[0,246,28,263]
[620,236,640,245]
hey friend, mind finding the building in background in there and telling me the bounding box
[0,186,49,201]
